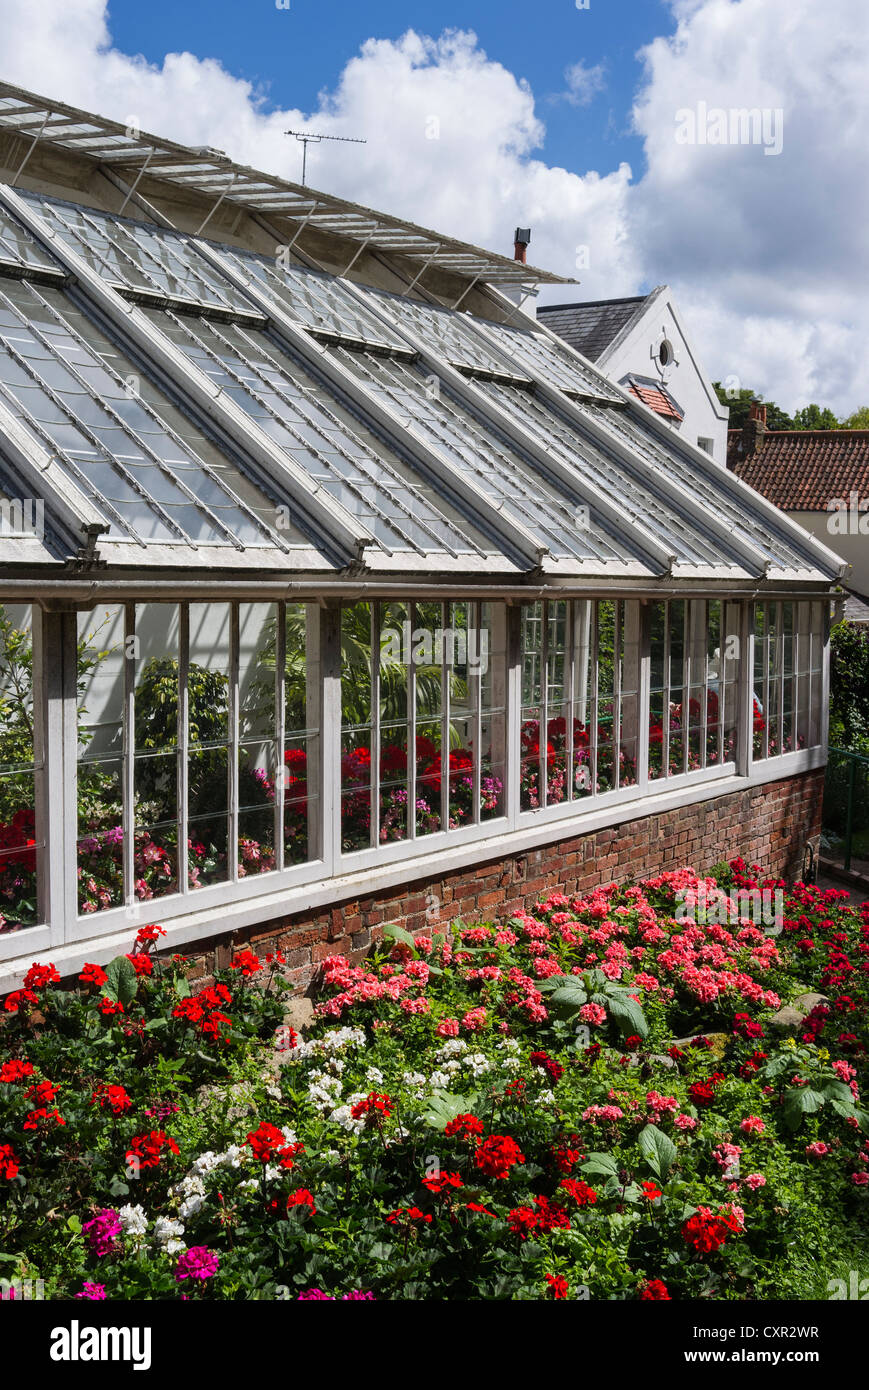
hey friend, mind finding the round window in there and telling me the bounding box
[658,339,673,367]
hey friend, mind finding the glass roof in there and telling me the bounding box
[331,347,639,565]
[146,307,500,559]
[0,202,63,276]
[0,278,312,548]
[216,246,409,351]
[478,382,723,567]
[0,183,835,582]
[19,192,257,316]
[579,402,815,572]
[479,319,623,404]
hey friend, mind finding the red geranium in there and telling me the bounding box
[230,951,261,978]
[350,1092,393,1120]
[640,1279,671,1300]
[0,1060,34,1084]
[23,963,60,992]
[0,1143,20,1180]
[545,1273,569,1300]
[91,1083,133,1116]
[474,1134,525,1180]
[125,1130,179,1171]
[444,1113,484,1142]
[79,963,108,987]
[559,1178,598,1206]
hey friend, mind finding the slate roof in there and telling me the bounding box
[728,429,869,510]
[537,295,647,362]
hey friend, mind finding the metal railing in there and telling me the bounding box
[823,747,869,873]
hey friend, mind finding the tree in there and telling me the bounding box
[792,403,841,430]
[842,406,869,429]
[712,384,794,430]
[829,621,869,752]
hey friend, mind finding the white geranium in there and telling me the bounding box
[117,1204,148,1240]
[153,1217,185,1255]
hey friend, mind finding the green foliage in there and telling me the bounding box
[712,384,795,430]
[792,403,841,430]
[829,621,869,752]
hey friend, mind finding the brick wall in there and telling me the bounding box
[185,768,825,995]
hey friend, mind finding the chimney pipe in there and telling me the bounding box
[514,226,531,264]
[742,400,768,455]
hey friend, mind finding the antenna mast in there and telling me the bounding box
[284,129,367,186]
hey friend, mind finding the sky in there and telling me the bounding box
[0,0,866,415]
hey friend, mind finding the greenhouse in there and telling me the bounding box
[0,82,847,986]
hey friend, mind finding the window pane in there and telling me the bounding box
[77,604,125,914]
[134,604,179,900]
[238,602,278,877]
[0,605,40,934]
[187,603,230,887]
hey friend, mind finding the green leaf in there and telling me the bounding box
[782,1087,825,1130]
[548,984,589,1009]
[66,1216,82,1234]
[638,1123,677,1181]
[423,1092,476,1130]
[579,1152,619,1179]
[101,955,138,1008]
[606,992,649,1040]
[382,922,419,951]
[174,977,191,1000]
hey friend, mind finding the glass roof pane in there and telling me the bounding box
[142,307,501,560]
[361,289,531,380]
[477,381,722,567]
[18,192,255,315]
[0,278,311,548]
[216,246,409,350]
[330,347,637,565]
[0,202,62,275]
[478,319,623,403]
[579,401,814,571]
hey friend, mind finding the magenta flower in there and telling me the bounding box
[297,1288,334,1300]
[75,1282,107,1300]
[83,1208,122,1258]
[175,1246,219,1282]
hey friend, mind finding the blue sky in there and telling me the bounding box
[106,0,665,187]
[1,0,866,414]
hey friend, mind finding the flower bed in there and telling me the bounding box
[1,861,867,1301]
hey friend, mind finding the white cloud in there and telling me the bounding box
[560,60,607,107]
[0,0,865,413]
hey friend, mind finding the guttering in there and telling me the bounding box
[0,574,840,605]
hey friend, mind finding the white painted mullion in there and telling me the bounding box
[274,603,286,872]
[700,600,709,771]
[407,602,417,840]
[370,601,380,849]
[682,604,690,777]
[177,603,190,895]
[472,601,482,827]
[613,600,622,791]
[637,601,651,794]
[662,602,671,780]
[441,600,450,833]
[122,603,136,909]
[541,602,549,806]
[34,608,68,944]
[228,603,240,881]
[566,601,576,802]
[591,602,599,795]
